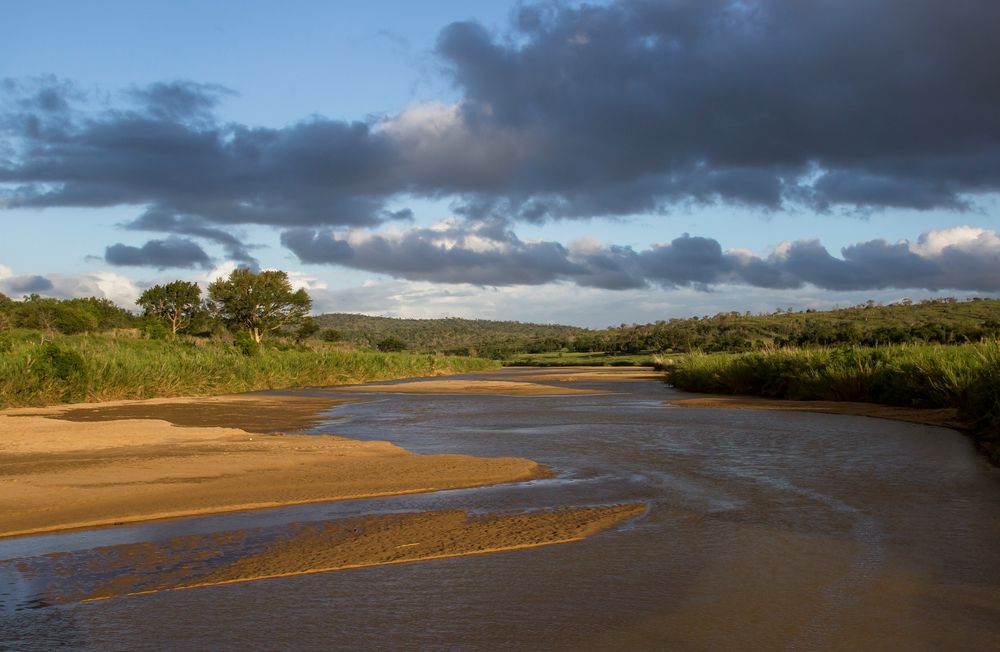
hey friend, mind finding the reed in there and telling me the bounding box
[0,330,500,408]
[664,341,1000,463]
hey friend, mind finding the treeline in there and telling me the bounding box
[594,298,1000,354]
[0,293,136,333]
[313,298,1000,358]
[312,313,587,357]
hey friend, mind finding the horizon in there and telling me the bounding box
[3,0,999,329]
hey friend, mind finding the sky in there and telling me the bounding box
[2,0,999,328]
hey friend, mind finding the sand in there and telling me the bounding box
[0,394,551,538]
[334,378,604,395]
[668,396,968,431]
[13,505,645,604]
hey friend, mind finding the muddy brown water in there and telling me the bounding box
[2,368,999,650]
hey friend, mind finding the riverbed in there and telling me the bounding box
[2,367,999,650]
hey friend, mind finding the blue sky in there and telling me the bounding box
[2,0,998,327]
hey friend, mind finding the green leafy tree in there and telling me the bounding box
[207,269,312,343]
[295,316,320,344]
[136,281,202,335]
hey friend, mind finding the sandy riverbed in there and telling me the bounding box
[0,393,551,539]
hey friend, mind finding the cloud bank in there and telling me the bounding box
[284,225,1000,293]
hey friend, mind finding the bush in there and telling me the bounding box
[29,342,88,401]
[233,330,260,357]
[141,321,171,340]
[320,328,342,342]
[375,336,407,352]
[0,331,13,354]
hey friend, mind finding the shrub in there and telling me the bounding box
[233,330,260,356]
[375,336,407,352]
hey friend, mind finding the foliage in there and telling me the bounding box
[141,320,171,340]
[295,317,320,344]
[311,298,1000,359]
[29,342,88,401]
[375,336,407,352]
[0,294,136,334]
[0,331,499,408]
[136,281,202,334]
[208,269,312,343]
[665,341,1000,464]
[313,313,587,357]
[233,330,260,356]
[319,328,342,342]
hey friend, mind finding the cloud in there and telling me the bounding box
[123,206,261,269]
[309,277,992,329]
[0,264,141,307]
[285,224,1000,293]
[2,0,998,241]
[104,237,213,269]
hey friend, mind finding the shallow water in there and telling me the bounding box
[2,369,999,650]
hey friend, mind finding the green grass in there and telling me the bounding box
[664,341,1000,464]
[502,351,661,367]
[0,330,500,408]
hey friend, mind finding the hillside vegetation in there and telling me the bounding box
[312,313,586,357]
[313,298,1000,359]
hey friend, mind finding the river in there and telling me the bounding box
[2,368,999,650]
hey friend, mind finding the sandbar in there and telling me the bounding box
[12,505,645,604]
[0,393,551,538]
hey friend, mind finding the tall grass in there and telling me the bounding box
[665,341,1000,463]
[0,330,500,408]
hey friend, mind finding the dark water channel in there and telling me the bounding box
[2,369,999,650]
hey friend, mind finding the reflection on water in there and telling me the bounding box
[2,368,999,650]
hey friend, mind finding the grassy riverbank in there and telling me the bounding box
[664,341,1000,463]
[0,330,500,408]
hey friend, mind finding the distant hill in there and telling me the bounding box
[315,298,1000,358]
[312,313,588,356]
[591,297,1000,354]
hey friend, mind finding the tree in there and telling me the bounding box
[136,281,202,335]
[207,269,311,343]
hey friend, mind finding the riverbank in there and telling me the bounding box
[0,392,551,539]
[0,330,500,408]
[664,342,1000,464]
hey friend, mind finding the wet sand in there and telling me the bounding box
[668,395,968,431]
[13,505,644,605]
[0,393,551,538]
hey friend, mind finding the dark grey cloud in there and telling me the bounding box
[104,237,212,269]
[124,206,261,269]
[2,0,998,240]
[2,274,54,293]
[283,224,1000,293]
[435,0,1000,218]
